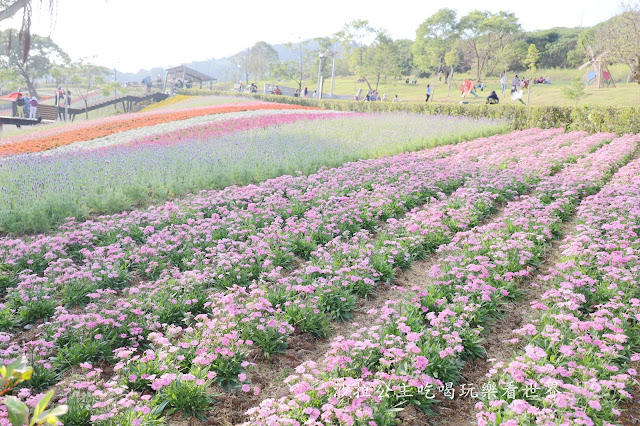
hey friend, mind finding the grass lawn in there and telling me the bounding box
[235,63,640,107]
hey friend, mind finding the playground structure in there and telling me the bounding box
[460,79,479,98]
[578,45,616,88]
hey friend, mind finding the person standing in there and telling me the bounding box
[65,90,71,121]
[15,94,25,117]
[23,95,30,118]
[302,87,308,98]
[500,74,507,95]
[425,84,432,102]
[511,75,519,93]
[28,97,38,119]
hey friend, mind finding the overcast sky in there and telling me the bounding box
[0,0,622,73]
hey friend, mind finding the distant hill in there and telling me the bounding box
[116,40,320,83]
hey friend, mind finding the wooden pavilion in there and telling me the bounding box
[163,65,217,91]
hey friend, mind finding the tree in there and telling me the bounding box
[0,1,56,61]
[0,29,69,97]
[0,65,20,94]
[247,41,279,82]
[394,39,414,78]
[412,8,460,75]
[562,78,587,105]
[594,7,640,83]
[444,43,462,96]
[494,41,528,74]
[526,28,580,69]
[361,31,401,91]
[68,60,110,119]
[334,19,380,90]
[272,40,315,91]
[230,48,250,84]
[459,10,521,81]
[523,43,540,105]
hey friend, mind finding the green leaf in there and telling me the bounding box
[32,390,54,422]
[19,368,33,382]
[153,400,169,416]
[34,404,69,425]
[4,396,29,426]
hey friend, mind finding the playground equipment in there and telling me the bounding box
[578,45,616,88]
[460,79,478,98]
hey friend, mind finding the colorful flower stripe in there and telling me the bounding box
[0,113,507,234]
[244,136,637,425]
[52,110,349,154]
[0,128,565,290]
[476,150,640,425]
[0,101,270,148]
[0,129,573,423]
[0,102,313,156]
[138,95,191,112]
[49,130,584,423]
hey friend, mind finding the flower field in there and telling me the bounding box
[0,106,505,234]
[0,97,639,425]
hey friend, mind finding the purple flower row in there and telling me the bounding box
[475,148,640,425]
[0,130,617,424]
[243,135,638,425]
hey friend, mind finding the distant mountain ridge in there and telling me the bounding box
[116,40,320,83]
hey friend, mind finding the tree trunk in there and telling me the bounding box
[633,57,640,85]
[23,74,38,98]
[476,57,481,82]
[361,77,373,92]
[84,99,89,119]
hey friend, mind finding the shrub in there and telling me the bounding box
[179,88,640,134]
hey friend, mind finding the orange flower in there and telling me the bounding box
[0,104,318,156]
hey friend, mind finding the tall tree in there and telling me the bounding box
[230,48,250,84]
[0,29,69,97]
[0,0,56,61]
[394,39,414,78]
[361,31,400,91]
[68,60,109,118]
[334,20,376,86]
[247,41,279,82]
[459,10,521,81]
[272,40,315,91]
[594,8,640,82]
[523,43,540,105]
[412,8,460,75]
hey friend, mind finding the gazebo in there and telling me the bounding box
[163,65,217,91]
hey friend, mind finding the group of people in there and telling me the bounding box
[14,93,39,119]
[269,85,282,95]
[354,89,384,101]
[533,76,552,84]
[294,87,309,98]
[405,77,418,84]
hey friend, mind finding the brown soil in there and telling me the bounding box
[618,363,640,426]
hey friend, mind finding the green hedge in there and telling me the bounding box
[178,89,640,134]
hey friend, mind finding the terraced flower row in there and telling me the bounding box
[475,156,640,425]
[0,103,315,156]
[0,129,589,423]
[0,128,571,296]
[243,135,638,425]
[0,111,505,234]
